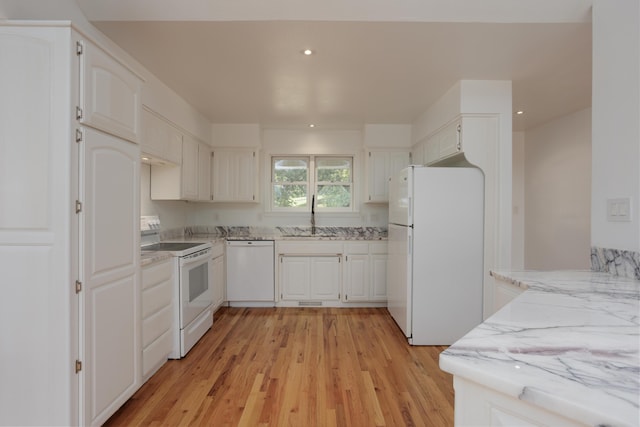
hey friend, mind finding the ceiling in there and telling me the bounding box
[79,1,593,131]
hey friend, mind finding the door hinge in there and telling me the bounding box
[369,151,371,157]
[75,280,82,294]
[75,360,82,373]
[252,195,255,201]
[253,151,256,157]
[76,106,83,120]
[345,294,348,301]
[76,41,83,56]
[280,293,283,299]
[75,128,83,143]
[338,293,341,299]
[75,200,82,214]
[345,255,348,261]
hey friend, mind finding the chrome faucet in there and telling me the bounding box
[311,194,316,235]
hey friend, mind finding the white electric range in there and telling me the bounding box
[141,216,213,358]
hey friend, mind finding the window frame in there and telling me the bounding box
[270,155,354,213]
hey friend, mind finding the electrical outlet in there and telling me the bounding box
[607,198,631,222]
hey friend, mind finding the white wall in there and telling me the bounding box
[591,0,640,252]
[524,108,592,269]
[364,124,412,148]
[512,131,525,269]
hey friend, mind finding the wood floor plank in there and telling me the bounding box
[105,307,454,426]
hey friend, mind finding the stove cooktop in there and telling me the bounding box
[141,242,205,252]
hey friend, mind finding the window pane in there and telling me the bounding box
[273,158,308,182]
[316,158,351,183]
[317,185,351,208]
[273,184,308,208]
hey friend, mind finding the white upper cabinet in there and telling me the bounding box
[423,118,463,165]
[197,143,212,201]
[149,116,212,202]
[211,148,258,202]
[366,150,410,203]
[180,135,199,200]
[141,108,182,165]
[79,40,141,143]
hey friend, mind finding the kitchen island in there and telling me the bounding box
[439,270,640,427]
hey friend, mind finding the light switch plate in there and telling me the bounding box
[607,198,632,222]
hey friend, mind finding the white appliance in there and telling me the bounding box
[387,166,484,345]
[141,216,213,358]
[226,240,275,306]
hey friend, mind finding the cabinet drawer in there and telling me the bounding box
[345,242,368,254]
[277,241,343,255]
[142,278,172,318]
[142,329,173,377]
[142,258,174,290]
[142,304,173,348]
[369,242,388,255]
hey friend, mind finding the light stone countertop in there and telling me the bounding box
[439,270,640,427]
[140,251,173,267]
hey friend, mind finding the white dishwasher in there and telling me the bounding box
[226,240,275,306]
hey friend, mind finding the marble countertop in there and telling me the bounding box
[186,226,387,241]
[140,250,173,267]
[439,270,640,427]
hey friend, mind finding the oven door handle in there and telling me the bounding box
[180,250,213,267]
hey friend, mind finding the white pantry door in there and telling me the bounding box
[81,127,140,426]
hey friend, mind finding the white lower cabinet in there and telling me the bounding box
[343,242,387,302]
[280,255,341,301]
[141,258,174,381]
[452,377,584,427]
[211,242,225,310]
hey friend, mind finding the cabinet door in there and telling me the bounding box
[141,108,165,159]
[367,151,389,202]
[280,256,311,300]
[181,135,199,200]
[389,152,410,177]
[82,127,140,426]
[80,41,141,143]
[344,254,368,301]
[198,144,212,201]
[370,254,388,301]
[211,149,257,202]
[424,139,439,164]
[310,256,341,300]
[367,151,410,203]
[439,120,462,159]
[211,255,225,309]
[141,109,182,165]
[236,150,257,201]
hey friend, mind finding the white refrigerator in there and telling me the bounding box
[387,166,484,345]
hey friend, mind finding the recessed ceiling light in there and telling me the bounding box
[142,156,150,161]
[302,49,314,56]
[309,124,315,128]
[515,110,524,115]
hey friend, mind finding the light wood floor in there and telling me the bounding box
[105,307,454,426]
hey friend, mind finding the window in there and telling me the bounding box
[271,156,353,211]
